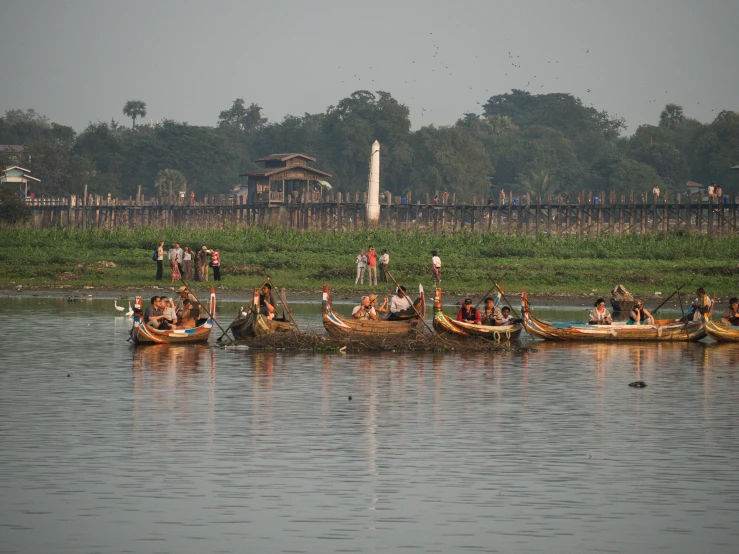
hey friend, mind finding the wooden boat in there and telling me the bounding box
[432,289,523,341]
[610,284,634,313]
[130,288,215,345]
[703,314,739,343]
[322,284,425,339]
[230,288,296,340]
[521,289,706,342]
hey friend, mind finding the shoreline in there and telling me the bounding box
[0,284,699,308]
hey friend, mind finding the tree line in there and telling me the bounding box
[0,90,737,201]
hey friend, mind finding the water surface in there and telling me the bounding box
[1,298,737,553]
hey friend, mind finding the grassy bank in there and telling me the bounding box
[1,227,738,297]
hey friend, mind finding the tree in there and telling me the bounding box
[0,186,31,224]
[154,168,187,199]
[122,100,147,128]
[659,104,685,130]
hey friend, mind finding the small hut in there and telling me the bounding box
[240,153,332,205]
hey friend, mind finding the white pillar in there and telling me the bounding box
[367,140,380,225]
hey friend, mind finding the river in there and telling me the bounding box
[1,296,738,553]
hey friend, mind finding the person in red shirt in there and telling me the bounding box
[366,246,378,286]
[457,299,482,324]
[210,248,221,281]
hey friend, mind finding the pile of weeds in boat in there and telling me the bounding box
[227,331,530,353]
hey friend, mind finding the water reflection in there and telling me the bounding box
[2,299,739,553]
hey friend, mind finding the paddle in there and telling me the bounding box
[266,276,301,333]
[474,270,507,311]
[179,280,234,345]
[385,268,437,337]
[675,283,691,341]
[649,283,686,314]
[216,308,243,343]
[489,274,520,319]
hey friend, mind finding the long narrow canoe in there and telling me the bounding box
[230,288,296,340]
[432,288,523,341]
[130,288,215,345]
[322,284,425,339]
[704,314,739,343]
[521,289,706,342]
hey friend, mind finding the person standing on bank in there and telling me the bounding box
[355,249,368,285]
[431,250,442,286]
[155,241,165,280]
[366,246,378,286]
[197,246,210,282]
[182,245,193,280]
[378,249,390,283]
[168,242,183,278]
[210,247,221,281]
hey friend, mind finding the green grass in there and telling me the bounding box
[1,226,738,296]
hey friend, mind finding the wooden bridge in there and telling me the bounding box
[18,189,739,236]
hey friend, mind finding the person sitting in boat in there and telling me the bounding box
[175,286,200,319]
[369,294,388,313]
[162,297,179,326]
[177,299,197,329]
[480,296,503,326]
[685,287,712,321]
[352,296,379,320]
[721,297,739,326]
[259,283,277,319]
[589,298,612,325]
[144,296,172,330]
[457,298,482,324]
[388,286,414,320]
[500,306,517,325]
[628,301,655,325]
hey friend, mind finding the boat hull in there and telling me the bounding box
[432,304,523,341]
[132,319,213,344]
[522,289,706,342]
[321,284,425,339]
[231,311,295,340]
[704,316,739,343]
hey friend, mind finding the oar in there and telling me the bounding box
[386,268,438,337]
[675,283,691,340]
[649,283,686,314]
[266,277,301,333]
[217,308,243,343]
[489,274,520,318]
[474,271,507,311]
[179,280,234,345]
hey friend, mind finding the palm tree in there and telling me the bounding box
[154,168,187,200]
[521,168,558,198]
[659,103,684,130]
[122,100,147,128]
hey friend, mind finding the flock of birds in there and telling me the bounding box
[336,35,604,120]
[114,300,134,317]
[334,33,717,124]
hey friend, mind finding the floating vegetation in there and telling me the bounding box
[231,330,533,353]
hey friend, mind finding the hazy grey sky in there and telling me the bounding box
[1,0,737,134]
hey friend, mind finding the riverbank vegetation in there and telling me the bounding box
[1,227,737,297]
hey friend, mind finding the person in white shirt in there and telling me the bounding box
[354,249,368,285]
[378,249,390,283]
[351,296,378,320]
[431,250,442,286]
[500,306,513,325]
[388,286,413,320]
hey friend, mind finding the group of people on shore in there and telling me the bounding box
[587,288,739,326]
[353,248,443,288]
[354,246,390,285]
[143,286,201,330]
[154,242,221,283]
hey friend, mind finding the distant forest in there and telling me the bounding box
[1,90,737,200]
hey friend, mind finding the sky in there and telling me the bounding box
[1,0,737,134]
